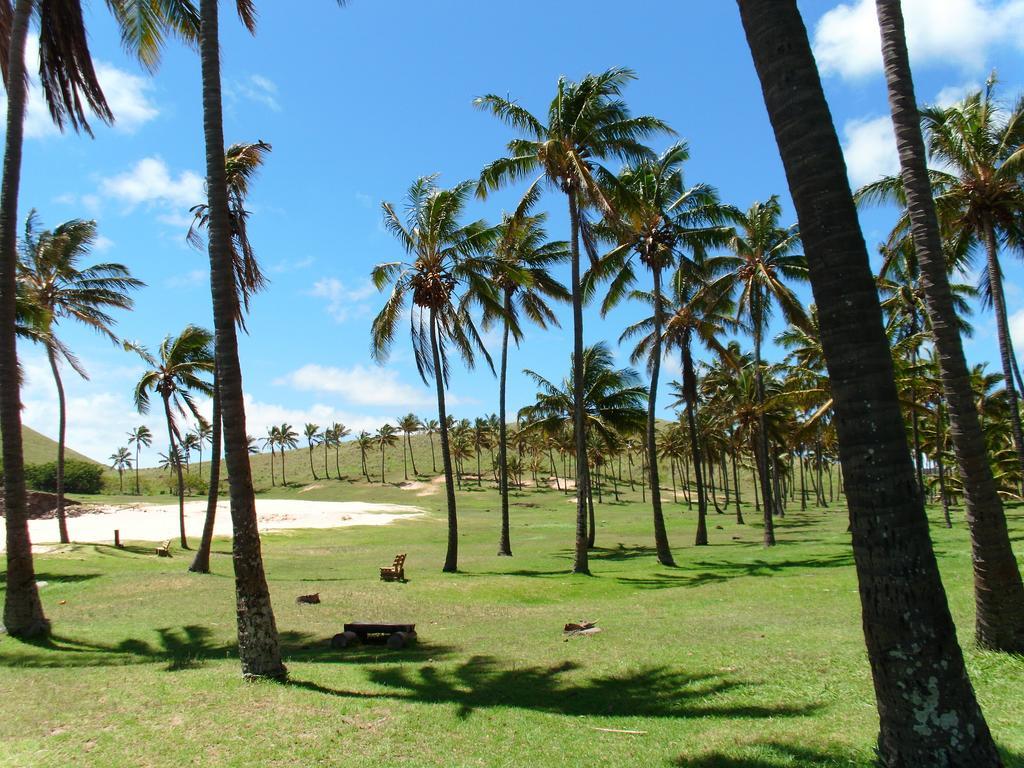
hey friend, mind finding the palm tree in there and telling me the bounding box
[329,422,349,478]
[131,325,214,550]
[483,195,569,556]
[738,2,1000,762]
[356,430,372,481]
[865,0,1024,652]
[396,414,421,480]
[180,431,199,474]
[17,213,143,543]
[109,447,132,493]
[185,139,271,576]
[371,176,497,572]
[127,426,152,496]
[720,196,808,545]
[476,68,671,574]
[520,342,646,548]
[0,0,199,642]
[629,261,738,545]
[587,143,734,561]
[195,420,212,480]
[423,418,439,473]
[375,424,399,485]
[303,423,320,481]
[263,425,280,486]
[277,423,298,486]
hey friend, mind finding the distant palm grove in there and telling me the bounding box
[1,1,1023,766]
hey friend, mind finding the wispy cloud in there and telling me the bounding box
[275,363,434,408]
[310,277,377,322]
[227,74,282,112]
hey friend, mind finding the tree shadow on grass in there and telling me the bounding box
[0,626,456,671]
[289,656,821,722]
[0,571,99,585]
[670,741,867,767]
[615,552,855,590]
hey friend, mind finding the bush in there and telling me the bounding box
[24,460,105,494]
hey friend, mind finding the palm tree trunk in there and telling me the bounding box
[752,320,776,545]
[937,400,953,529]
[429,433,436,473]
[1,0,48,638]
[162,394,188,549]
[45,345,71,544]
[586,471,596,548]
[568,190,589,575]
[497,291,512,556]
[401,435,408,480]
[409,433,418,476]
[739,3,1002,761]
[335,444,341,478]
[199,0,285,680]
[135,443,141,495]
[308,444,318,480]
[646,266,675,565]
[269,445,275,486]
[324,441,329,479]
[380,442,385,484]
[799,449,807,510]
[875,0,1024,653]
[280,447,287,486]
[190,362,222,574]
[910,346,925,498]
[731,449,745,524]
[430,308,459,573]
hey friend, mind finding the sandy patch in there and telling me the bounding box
[298,484,324,494]
[2,499,426,551]
[397,479,439,497]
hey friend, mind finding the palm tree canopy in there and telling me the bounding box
[520,341,646,450]
[371,175,499,386]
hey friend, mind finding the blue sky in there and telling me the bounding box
[10,0,1024,465]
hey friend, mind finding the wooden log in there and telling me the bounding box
[387,631,408,650]
[330,630,360,649]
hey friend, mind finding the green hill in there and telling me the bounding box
[0,425,99,467]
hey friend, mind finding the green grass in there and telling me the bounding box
[4,474,1023,767]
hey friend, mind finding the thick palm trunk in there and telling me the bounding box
[163,394,188,549]
[46,346,70,543]
[190,363,222,574]
[568,191,589,575]
[753,324,776,545]
[430,308,459,573]
[497,291,512,556]
[200,0,285,680]
[875,0,1024,653]
[1,0,47,638]
[738,3,1001,763]
[647,266,675,565]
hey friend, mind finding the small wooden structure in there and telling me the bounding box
[114,530,122,548]
[156,540,172,557]
[379,553,407,582]
[332,622,417,650]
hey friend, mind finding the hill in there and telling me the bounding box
[0,425,99,467]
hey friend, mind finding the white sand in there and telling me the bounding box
[3,499,425,551]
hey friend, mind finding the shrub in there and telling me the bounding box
[24,460,105,494]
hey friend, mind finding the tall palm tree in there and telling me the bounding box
[423,418,439,473]
[865,0,1024,653]
[396,413,421,480]
[276,423,298,486]
[476,68,671,574]
[587,142,734,562]
[720,196,808,545]
[131,325,214,550]
[629,261,738,545]
[263,425,280,487]
[180,431,198,474]
[375,424,399,485]
[18,213,143,543]
[329,422,349,478]
[0,0,198,641]
[482,196,569,556]
[186,139,271,575]
[520,342,646,547]
[127,425,152,496]
[194,420,212,480]
[109,447,132,494]
[356,430,372,481]
[371,176,497,572]
[303,423,320,481]
[738,2,1000,762]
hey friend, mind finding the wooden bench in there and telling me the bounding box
[156,540,172,557]
[380,553,406,582]
[332,622,417,650]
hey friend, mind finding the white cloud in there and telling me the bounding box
[99,155,203,218]
[935,81,981,107]
[275,363,437,408]
[93,235,115,253]
[12,36,159,139]
[841,115,898,187]
[242,396,393,438]
[269,255,315,274]
[1011,308,1024,351]
[227,74,281,112]
[310,277,377,322]
[813,0,1024,80]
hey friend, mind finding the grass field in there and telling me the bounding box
[3,465,1023,768]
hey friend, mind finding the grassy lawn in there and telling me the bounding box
[3,475,1023,767]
